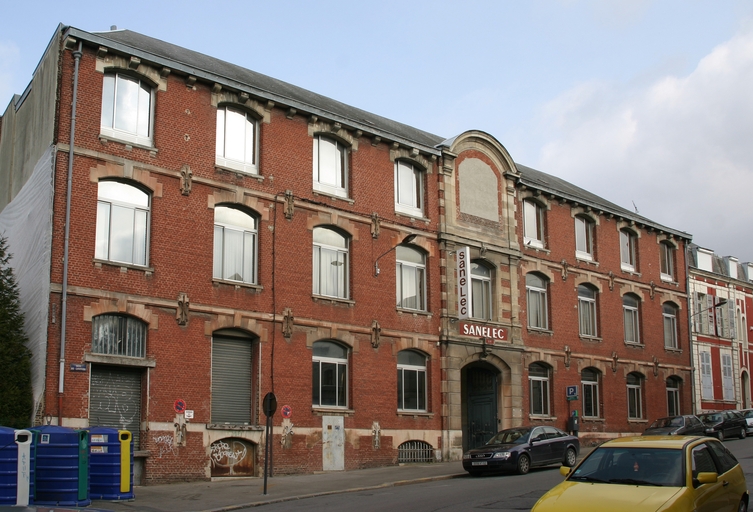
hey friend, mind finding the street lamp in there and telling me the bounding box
[374,234,417,276]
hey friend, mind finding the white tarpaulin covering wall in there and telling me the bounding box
[0,145,55,417]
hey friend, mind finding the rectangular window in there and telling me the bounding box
[396,246,426,311]
[583,381,599,418]
[216,107,258,174]
[394,161,424,217]
[722,353,734,401]
[397,367,427,411]
[667,386,680,416]
[628,384,642,419]
[700,351,713,399]
[313,136,348,198]
[575,216,594,261]
[578,287,598,337]
[660,243,675,281]
[523,201,544,248]
[100,74,153,147]
[312,360,347,407]
[620,230,636,272]
[530,378,549,416]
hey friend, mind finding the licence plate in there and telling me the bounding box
[472,461,487,466]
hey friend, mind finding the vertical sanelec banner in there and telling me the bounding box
[457,247,471,319]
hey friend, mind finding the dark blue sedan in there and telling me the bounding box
[462,426,579,476]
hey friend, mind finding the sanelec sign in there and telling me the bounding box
[459,321,509,342]
[457,247,471,319]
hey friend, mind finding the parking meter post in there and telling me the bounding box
[262,392,277,496]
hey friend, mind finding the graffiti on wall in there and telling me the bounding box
[210,438,254,477]
[153,435,178,458]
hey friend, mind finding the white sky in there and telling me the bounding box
[2,0,752,259]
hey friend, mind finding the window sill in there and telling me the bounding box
[313,189,354,204]
[312,295,355,307]
[581,417,604,423]
[579,335,602,343]
[397,411,434,419]
[312,407,355,417]
[394,205,425,219]
[529,415,557,422]
[524,244,550,255]
[207,424,264,431]
[575,254,598,266]
[213,279,263,292]
[93,259,154,275]
[98,133,157,156]
[664,347,683,354]
[527,327,553,336]
[627,418,648,424]
[396,307,432,318]
[620,266,641,277]
[624,341,645,349]
[84,352,156,368]
[215,165,263,181]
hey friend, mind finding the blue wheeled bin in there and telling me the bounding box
[88,428,134,500]
[0,427,35,506]
[30,425,90,506]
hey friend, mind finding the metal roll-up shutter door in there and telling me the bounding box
[212,336,252,424]
[90,365,142,447]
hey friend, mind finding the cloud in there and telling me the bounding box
[536,28,753,259]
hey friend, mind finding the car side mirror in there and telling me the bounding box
[559,466,571,477]
[695,472,718,486]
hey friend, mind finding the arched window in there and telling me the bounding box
[574,215,595,261]
[313,227,349,299]
[92,314,146,357]
[627,372,644,419]
[397,350,427,411]
[394,160,424,216]
[526,273,548,330]
[313,135,348,198]
[95,181,150,266]
[623,294,640,344]
[471,261,492,320]
[396,245,426,311]
[666,376,681,416]
[312,341,348,408]
[523,200,545,248]
[663,302,679,349]
[100,72,154,146]
[620,229,638,271]
[582,368,600,418]
[213,206,258,284]
[529,363,551,416]
[660,241,675,281]
[216,106,258,174]
[578,285,598,337]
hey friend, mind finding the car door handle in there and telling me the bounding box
[723,480,730,487]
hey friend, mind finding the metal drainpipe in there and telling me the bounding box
[685,242,697,414]
[58,40,82,425]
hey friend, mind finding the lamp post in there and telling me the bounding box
[374,234,417,276]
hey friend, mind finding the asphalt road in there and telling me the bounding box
[251,436,753,512]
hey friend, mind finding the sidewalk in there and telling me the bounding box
[91,461,467,512]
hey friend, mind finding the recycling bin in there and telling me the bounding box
[0,427,35,506]
[88,427,134,500]
[31,425,90,506]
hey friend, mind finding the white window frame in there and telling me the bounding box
[660,242,675,282]
[620,229,637,272]
[215,106,259,174]
[100,73,154,147]
[627,373,643,419]
[394,160,424,217]
[623,294,640,344]
[700,350,713,399]
[667,378,680,416]
[663,303,679,349]
[529,363,550,416]
[397,350,427,412]
[575,216,594,261]
[582,369,600,418]
[95,181,150,266]
[312,227,349,299]
[470,261,492,321]
[313,135,348,198]
[523,200,545,248]
[578,285,598,337]
[396,245,426,311]
[312,341,348,408]
[526,273,548,330]
[213,206,258,284]
[722,352,734,401]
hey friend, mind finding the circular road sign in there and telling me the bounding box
[281,405,292,418]
[174,399,186,413]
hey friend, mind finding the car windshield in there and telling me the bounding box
[650,417,683,428]
[568,447,684,487]
[487,429,530,445]
[699,413,722,423]
[744,411,753,419]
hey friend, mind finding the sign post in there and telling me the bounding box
[262,392,277,495]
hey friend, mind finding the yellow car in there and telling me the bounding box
[531,436,748,512]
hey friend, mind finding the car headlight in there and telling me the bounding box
[492,452,511,460]
[705,428,714,433]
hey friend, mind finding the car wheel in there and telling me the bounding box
[718,430,724,442]
[738,498,747,512]
[563,447,577,467]
[740,428,747,439]
[516,454,530,475]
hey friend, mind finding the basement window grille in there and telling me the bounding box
[398,440,434,463]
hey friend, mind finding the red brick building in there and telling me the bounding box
[689,245,753,412]
[0,24,697,482]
